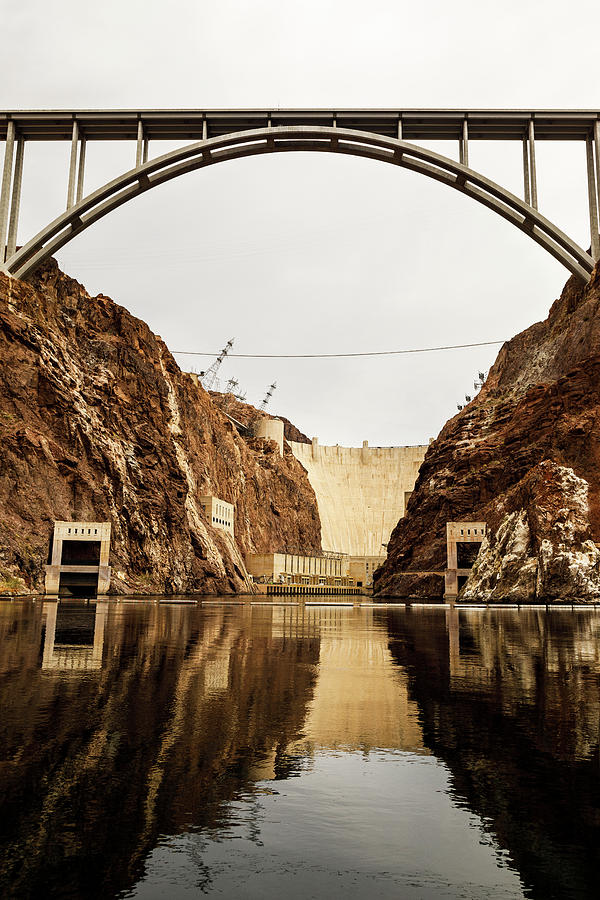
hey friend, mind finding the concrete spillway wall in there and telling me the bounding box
[289,439,428,556]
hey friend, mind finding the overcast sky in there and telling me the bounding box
[2,0,599,446]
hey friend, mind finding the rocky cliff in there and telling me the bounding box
[0,261,321,595]
[375,264,600,601]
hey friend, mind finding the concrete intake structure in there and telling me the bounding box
[289,439,428,557]
[444,521,487,599]
[45,521,111,596]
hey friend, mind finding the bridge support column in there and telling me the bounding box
[526,119,538,210]
[76,137,86,203]
[66,122,87,209]
[586,134,600,260]
[136,118,149,165]
[136,119,144,167]
[6,137,24,259]
[0,119,15,263]
[66,121,79,209]
[522,136,531,205]
[595,121,600,224]
[459,119,469,167]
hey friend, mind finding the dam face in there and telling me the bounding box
[289,438,428,557]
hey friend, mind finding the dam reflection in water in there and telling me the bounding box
[0,601,599,898]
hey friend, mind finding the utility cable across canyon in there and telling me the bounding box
[172,339,506,360]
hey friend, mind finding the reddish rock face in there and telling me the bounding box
[374,264,600,602]
[0,261,321,595]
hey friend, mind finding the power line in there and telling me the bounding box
[172,339,505,360]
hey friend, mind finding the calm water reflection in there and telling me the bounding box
[0,600,599,898]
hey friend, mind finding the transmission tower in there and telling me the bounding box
[259,381,277,411]
[200,338,234,391]
[474,370,487,391]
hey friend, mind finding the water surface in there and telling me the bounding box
[1,599,599,898]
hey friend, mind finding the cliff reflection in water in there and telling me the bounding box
[0,601,422,898]
[0,602,321,897]
[382,606,600,900]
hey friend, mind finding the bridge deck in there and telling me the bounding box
[1,109,599,142]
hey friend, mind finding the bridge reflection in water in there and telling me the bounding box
[0,600,599,897]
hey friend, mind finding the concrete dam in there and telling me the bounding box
[289,438,428,557]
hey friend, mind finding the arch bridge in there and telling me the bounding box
[1,109,599,282]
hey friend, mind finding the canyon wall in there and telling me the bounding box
[375,263,600,601]
[290,439,427,555]
[0,261,321,595]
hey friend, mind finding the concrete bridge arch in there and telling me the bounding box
[0,122,598,282]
